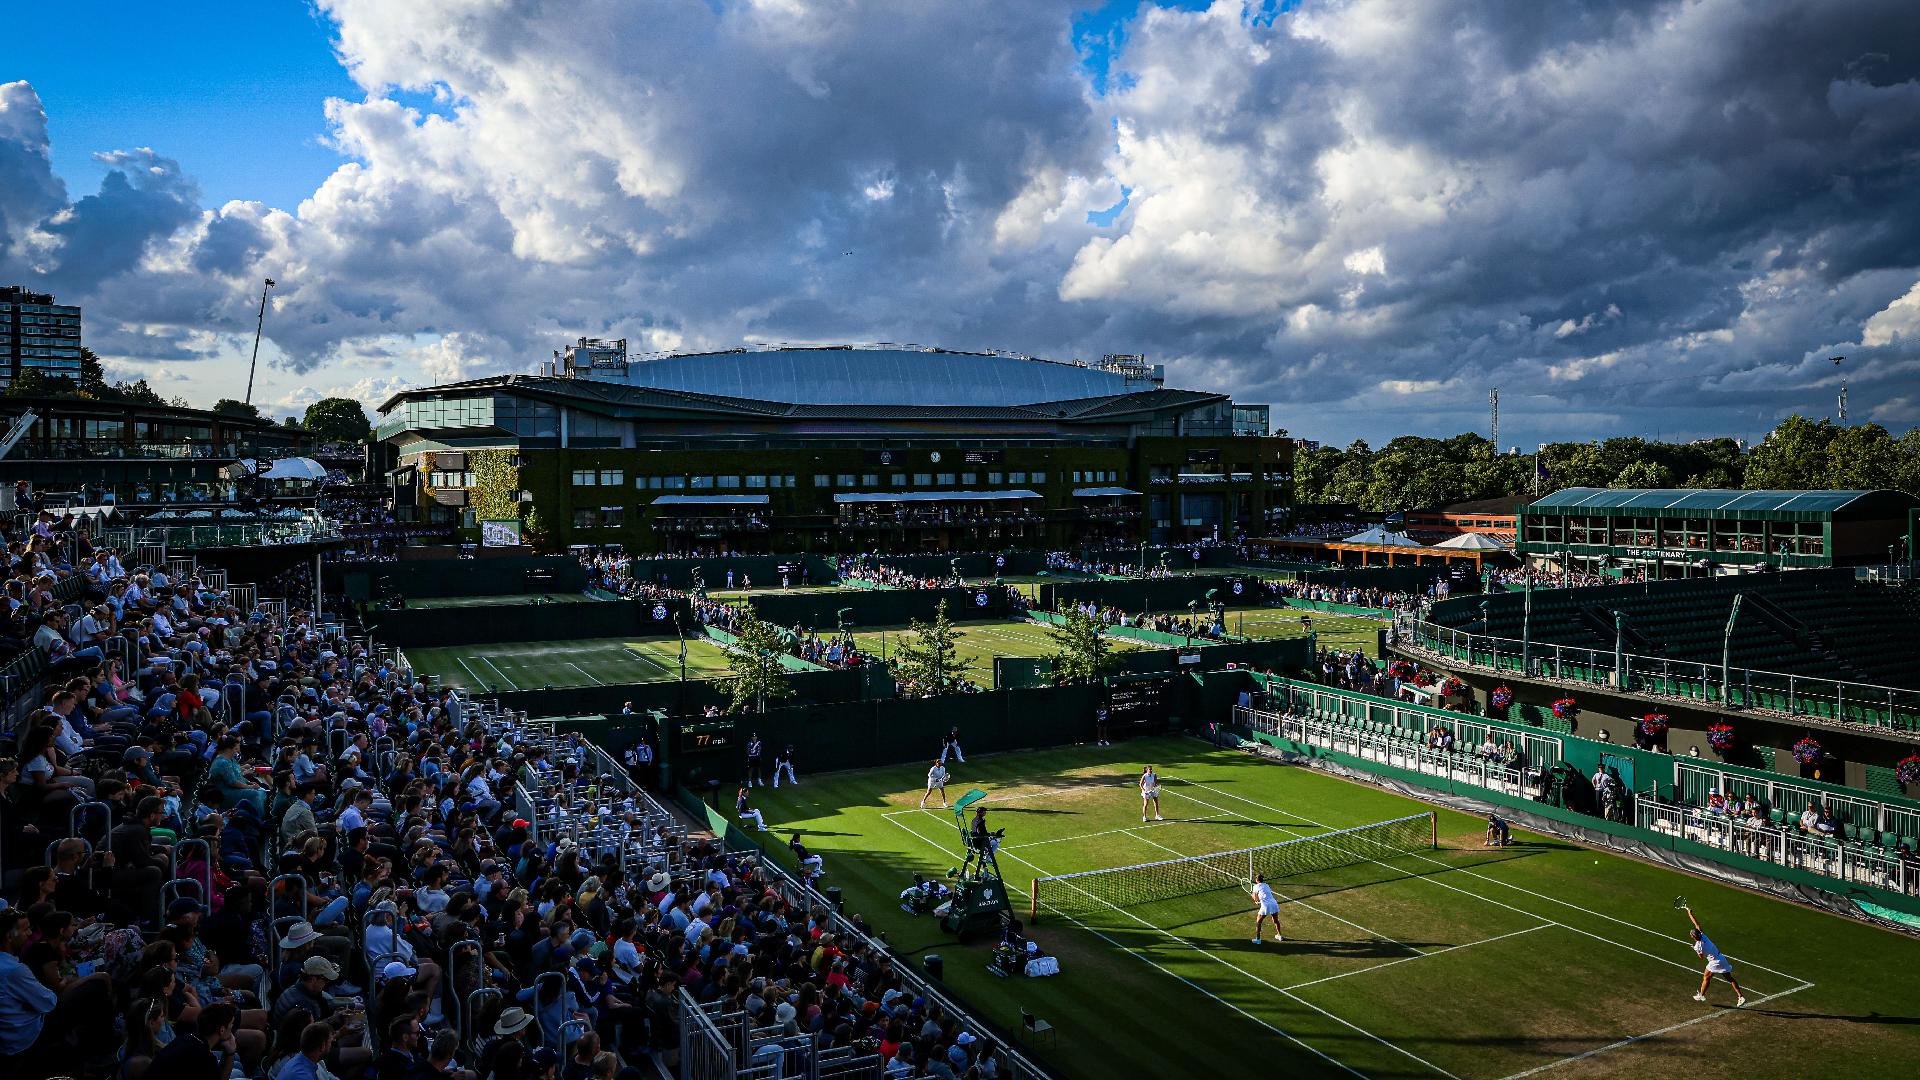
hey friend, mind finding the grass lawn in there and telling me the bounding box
[1225,608,1383,658]
[707,585,851,600]
[404,636,736,690]
[846,619,1147,686]
[405,593,596,609]
[742,737,1920,1080]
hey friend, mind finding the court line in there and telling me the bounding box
[1497,981,1815,1080]
[1167,775,1813,986]
[1155,781,1754,988]
[1282,924,1553,991]
[475,655,519,690]
[879,812,1370,1080]
[622,643,673,676]
[1119,827,1429,957]
[567,662,604,686]
[455,656,489,689]
[1004,817,1191,849]
[898,808,1462,1079]
[879,779,1135,819]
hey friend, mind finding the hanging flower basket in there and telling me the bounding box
[1551,698,1578,720]
[1386,660,1416,680]
[1896,754,1920,787]
[1638,713,1669,738]
[1441,677,1467,697]
[1791,737,1824,765]
[1706,724,1737,755]
[1490,686,1514,710]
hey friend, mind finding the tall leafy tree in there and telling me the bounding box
[1743,415,1839,489]
[303,397,373,443]
[888,599,972,695]
[1611,460,1673,488]
[1044,604,1118,684]
[211,399,262,419]
[721,602,795,714]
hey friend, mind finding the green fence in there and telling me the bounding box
[369,596,692,647]
[1038,574,1262,614]
[331,555,589,600]
[624,555,837,590]
[993,636,1310,689]
[486,662,885,718]
[739,586,1015,629]
[869,551,1050,578]
[703,625,828,672]
[1085,545,1242,570]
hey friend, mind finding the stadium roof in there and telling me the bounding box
[579,346,1145,407]
[379,372,1225,425]
[1433,532,1510,551]
[833,490,1042,504]
[651,494,769,506]
[1525,488,1918,514]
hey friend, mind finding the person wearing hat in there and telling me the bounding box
[477,1006,537,1077]
[277,919,354,989]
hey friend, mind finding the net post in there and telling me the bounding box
[1430,810,1439,850]
[1029,879,1040,924]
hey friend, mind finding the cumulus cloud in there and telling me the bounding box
[0,1,1918,446]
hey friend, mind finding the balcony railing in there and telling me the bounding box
[1390,613,1920,733]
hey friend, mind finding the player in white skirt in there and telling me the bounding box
[1139,764,1164,822]
[920,759,950,809]
[1685,905,1747,1007]
[1250,873,1283,944]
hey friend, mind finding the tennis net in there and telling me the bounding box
[1029,811,1434,920]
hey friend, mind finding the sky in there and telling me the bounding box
[3,0,1919,449]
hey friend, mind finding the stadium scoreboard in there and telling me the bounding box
[1105,675,1173,734]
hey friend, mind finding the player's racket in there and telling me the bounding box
[1671,895,1689,911]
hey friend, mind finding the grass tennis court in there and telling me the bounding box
[846,619,1148,685]
[744,738,1920,1080]
[1227,608,1383,657]
[404,593,595,609]
[405,636,735,690]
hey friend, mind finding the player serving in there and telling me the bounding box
[1682,901,1748,1007]
[1140,764,1164,822]
[1250,873,1283,944]
[921,759,950,809]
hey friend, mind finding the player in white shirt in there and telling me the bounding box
[1685,906,1747,1006]
[1250,873,1283,944]
[920,760,950,809]
[1139,764,1164,823]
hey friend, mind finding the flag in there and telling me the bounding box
[1535,459,1550,479]
[264,277,277,287]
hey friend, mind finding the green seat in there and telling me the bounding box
[1768,809,1785,825]
[1882,831,1901,850]
[1843,824,1860,842]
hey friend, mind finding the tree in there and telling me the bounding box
[721,602,795,714]
[78,347,107,394]
[1744,415,1838,489]
[1611,460,1672,488]
[1044,604,1118,684]
[1822,423,1902,490]
[1,369,76,398]
[303,397,372,443]
[888,599,973,695]
[211,399,261,419]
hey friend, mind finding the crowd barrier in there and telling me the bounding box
[738,586,1017,629]
[1037,574,1260,615]
[367,595,692,647]
[331,554,590,599]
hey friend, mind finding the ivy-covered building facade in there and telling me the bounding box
[374,345,1289,554]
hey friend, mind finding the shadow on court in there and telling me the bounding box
[1746,1009,1920,1025]
[1186,935,1451,958]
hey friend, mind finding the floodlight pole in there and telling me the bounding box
[1722,594,1743,707]
[1612,609,1627,689]
[243,277,276,406]
[1521,575,1533,674]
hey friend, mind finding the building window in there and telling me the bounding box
[862,473,879,486]
[1008,471,1026,484]
[602,507,626,528]
[936,473,955,485]
[913,473,932,486]
[1032,471,1047,484]
[598,469,624,486]
[892,473,908,486]
[960,472,976,485]
[837,473,857,487]
[814,474,831,487]
[987,472,1003,485]
[691,476,715,489]
[746,475,768,488]
[573,508,601,529]
[663,476,686,490]
[1072,471,1083,483]
[718,476,741,489]
[571,470,596,486]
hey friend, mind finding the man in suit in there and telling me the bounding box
[143,1002,238,1080]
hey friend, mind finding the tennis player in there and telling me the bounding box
[1139,764,1164,822]
[920,759,950,809]
[1685,906,1747,1007]
[1250,873,1283,944]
